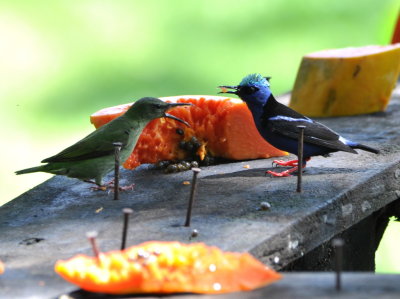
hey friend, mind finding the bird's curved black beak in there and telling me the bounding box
[164,102,192,127]
[218,85,238,95]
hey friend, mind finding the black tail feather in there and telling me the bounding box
[351,144,379,154]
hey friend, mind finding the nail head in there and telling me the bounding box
[123,208,133,214]
[191,167,201,173]
[86,231,98,239]
[332,238,344,247]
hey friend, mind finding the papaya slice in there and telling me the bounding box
[91,95,286,169]
[289,44,400,117]
[55,241,281,294]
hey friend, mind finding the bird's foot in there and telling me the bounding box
[267,167,297,177]
[272,159,298,167]
[84,180,108,191]
[118,183,135,191]
[85,179,135,192]
[106,182,135,192]
[266,165,306,177]
[90,185,108,191]
[272,158,311,168]
[95,179,115,191]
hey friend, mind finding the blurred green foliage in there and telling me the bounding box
[0,0,398,271]
[375,218,400,273]
[2,0,397,134]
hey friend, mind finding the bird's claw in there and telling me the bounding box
[271,160,283,167]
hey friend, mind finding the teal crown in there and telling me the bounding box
[240,73,270,87]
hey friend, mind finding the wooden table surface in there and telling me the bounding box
[1,88,400,298]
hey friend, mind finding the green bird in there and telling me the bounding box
[16,97,190,187]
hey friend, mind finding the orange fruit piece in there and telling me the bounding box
[0,260,4,274]
[90,95,286,169]
[55,241,281,294]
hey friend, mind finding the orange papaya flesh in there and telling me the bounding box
[90,95,287,169]
[54,241,282,294]
[0,260,4,274]
[289,44,400,117]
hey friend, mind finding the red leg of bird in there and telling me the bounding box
[272,157,311,168]
[272,159,299,167]
[267,166,299,177]
[267,158,310,177]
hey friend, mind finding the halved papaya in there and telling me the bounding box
[289,44,400,117]
[91,95,287,169]
[55,241,281,294]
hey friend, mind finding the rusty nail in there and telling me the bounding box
[332,238,344,291]
[86,231,100,258]
[121,208,133,250]
[297,126,306,193]
[184,167,201,227]
[113,142,123,200]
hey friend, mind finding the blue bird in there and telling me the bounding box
[219,73,379,177]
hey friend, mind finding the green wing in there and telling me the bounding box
[42,118,133,163]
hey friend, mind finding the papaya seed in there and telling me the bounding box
[182,161,191,169]
[190,136,201,150]
[177,163,186,171]
[165,164,178,173]
[190,161,199,168]
[179,141,186,150]
[156,160,171,169]
[185,142,194,152]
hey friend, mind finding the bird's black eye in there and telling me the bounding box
[153,103,163,109]
[239,86,259,95]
